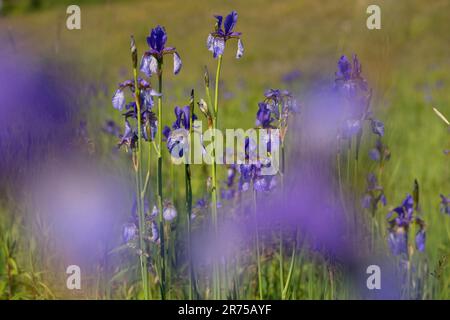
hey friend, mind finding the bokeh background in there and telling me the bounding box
[0,0,449,299]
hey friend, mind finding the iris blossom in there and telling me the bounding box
[163,106,197,158]
[207,11,243,59]
[387,194,426,256]
[140,25,182,77]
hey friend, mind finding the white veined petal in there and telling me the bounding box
[112,89,125,110]
[163,206,177,221]
[207,34,214,52]
[139,55,152,77]
[150,89,162,97]
[149,55,159,75]
[142,89,154,109]
[173,51,182,75]
[213,38,225,58]
[236,38,244,59]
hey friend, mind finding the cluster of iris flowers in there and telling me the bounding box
[104,9,448,300]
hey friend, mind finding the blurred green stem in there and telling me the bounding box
[253,189,263,299]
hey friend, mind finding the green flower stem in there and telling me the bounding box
[211,55,223,299]
[186,90,196,300]
[156,62,166,300]
[133,67,149,300]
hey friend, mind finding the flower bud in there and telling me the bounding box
[130,35,137,69]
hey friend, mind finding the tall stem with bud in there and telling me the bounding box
[156,60,166,300]
[131,36,150,300]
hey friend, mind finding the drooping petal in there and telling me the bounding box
[162,125,171,140]
[415,229,426,252]
[140,55,150,77]
[163,205,177,221]
[380,194,387,206]
[173,51,182,75]
[149,55,159,75]
[149,89,162,97]
[140,54,158,77]
[150,221,159,242]
[122,223,137,243]
[141,89,154,109]
[207,34,215,52]
[112,89,125,110]
[236,38,244,59]
[213,37,225,58]
[224,11,238,35]
[181,105,193,129]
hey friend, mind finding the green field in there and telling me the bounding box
[0,0,449,299]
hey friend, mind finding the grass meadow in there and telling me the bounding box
[0,0,449,299]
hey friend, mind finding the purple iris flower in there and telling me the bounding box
[172,105,197,130]
[387,194,414,225]
[371,119,385,137]
[207,10,243,59]
[118,120,137,149]
[334,54,368,98]
[415,228,426,252]
[255,102,273,128]
[336,54,364,82]
[112,78,160,147]
[163,106,197,158]
[140,25,182,77]
[264,89,291,104]
[440,194,449,215]
[336,55,352,81]
[123,223,137,243]
[387,193,426,256]
[263,89,296,123]
[142,109,158,141]
[112,78,160,111]
[150,220,159,242]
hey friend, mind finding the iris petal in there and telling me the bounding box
[224,11,238,35]
[207,34,215,52]
[173,51,182,75]
[112,89,125,110]
[213,38,225,58]
[415,230,426,252]
[236,38,244,59]
[163,205,177,221]
[149,55,159,75]
[140,55,152,77]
